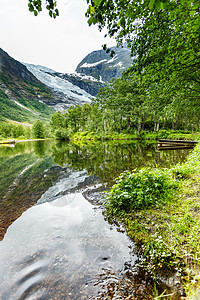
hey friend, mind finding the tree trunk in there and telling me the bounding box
[184,110,188,132]
[137,122,141,134]
[141,115,146,131]
[192,112,195,133]
[120,116,122,133]
[161,116,166,130]
[127,116,131,131]
[174,115,178,130]
[156,119,160,131]
[172,114,174,130]
[154,112,157,131]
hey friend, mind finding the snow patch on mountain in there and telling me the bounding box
[79,59,107,68]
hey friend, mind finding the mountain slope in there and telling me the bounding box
[24,64,93,111]
[76,45,133,82]
[24,45,133,100]
[0,48,55,123]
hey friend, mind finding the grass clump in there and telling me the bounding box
[106,167,177,214]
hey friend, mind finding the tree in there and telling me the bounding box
[32,119,45,139]
[86,0,200,86]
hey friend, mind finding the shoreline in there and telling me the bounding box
[104,143,200,299]
[0,138,52,145]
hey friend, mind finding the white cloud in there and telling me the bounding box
[0,0,115,73]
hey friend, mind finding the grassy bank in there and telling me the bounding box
[72,130,200,144]
[104,143,200,299]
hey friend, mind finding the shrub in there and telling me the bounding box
[106,167,177,214]
[54,128,69,140]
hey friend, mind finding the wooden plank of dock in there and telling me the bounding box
[158,139,198,144]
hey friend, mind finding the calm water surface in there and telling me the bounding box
[0,140,192,299]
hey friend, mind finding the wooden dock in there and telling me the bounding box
[157,139,198,150]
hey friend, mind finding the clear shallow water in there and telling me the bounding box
[0,140,192,299]
[0,191,136,299]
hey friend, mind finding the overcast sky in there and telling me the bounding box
[0,0,115,73]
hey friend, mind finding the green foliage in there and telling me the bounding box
[0,71,54,123]
[0,122,31,139]
[54,128,69,140]
[106,168,177,213]
[28,0,59,18]
[32,120,45,139]
[86,0,199,83]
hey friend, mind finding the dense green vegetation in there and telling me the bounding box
[0,120,50,141]
[32,120,45,139]
[49,95,200,141]
[86,0,199,88]
[0,88,36,123]
[104,143,200,299]
[107,168,177,213]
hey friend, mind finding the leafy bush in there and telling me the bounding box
[54,128,69,140]
[106,168,177,214]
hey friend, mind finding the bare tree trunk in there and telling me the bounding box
[120,116,122,133]
[154,112,157,131]
[127,116,131,131]
[172,114,174,130]
[137,122,141,134]
[141,115,146,131]
[185,110,188,132]
[156,119,160,131]
[175,115,178,130]
[161,116,166,130]
[192,112,195,133]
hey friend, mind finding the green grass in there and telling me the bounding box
[72,130,200,145]
[104,142,200,299]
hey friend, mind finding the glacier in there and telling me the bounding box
[24,63,92,111]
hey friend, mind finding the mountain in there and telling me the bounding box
[76,45,133,82]
[25,45,133,101]
[0,48,55,123]
[0,45,133,123]
[24,64,92,110]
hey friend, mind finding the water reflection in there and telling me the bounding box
[0,140,190,298]
[0,139,191,240]
[0,193,137,300]
[52,140,191,185]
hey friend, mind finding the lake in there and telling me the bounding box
[0,140,191,299]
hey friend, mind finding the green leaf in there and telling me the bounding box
[89,5,95,14]
[29,4,34,12]
[93,0,103,6]
[189,10,196,16]
[149,0,156,10]
[88,17,94,26]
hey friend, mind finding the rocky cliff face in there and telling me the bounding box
[0,48,38,83]
[75,45,133,82]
